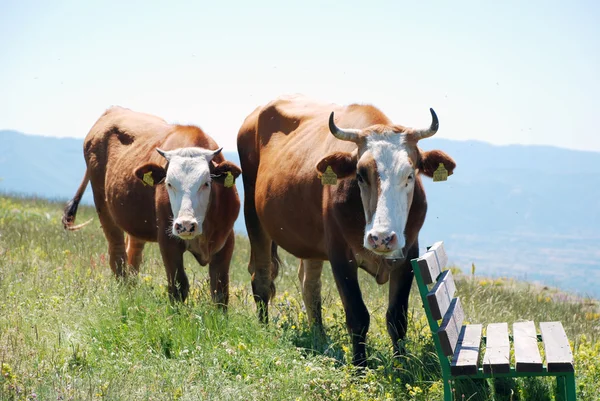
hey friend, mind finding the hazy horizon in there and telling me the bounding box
[5,127,600,155]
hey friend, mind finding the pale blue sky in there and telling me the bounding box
[1,0,598,151]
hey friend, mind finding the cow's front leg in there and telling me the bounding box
[158,236,188,302]
[386,244,418,357]
[330,255,370,366]
[208,232,234,310]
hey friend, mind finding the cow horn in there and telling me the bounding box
[156,148,170,161]
[328,112,363,143]
[411,108,439,140]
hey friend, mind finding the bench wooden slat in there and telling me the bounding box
[540,322,574,373]
[514,321,543,372]
[438,297,464,356]
[416,250,441,285]
[428,241,448,270]
[483,322,511,374]
[427,270,456,320]
[451,324,483,376]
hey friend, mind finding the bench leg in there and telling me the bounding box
[444,379,453,401]
[565,373,577,401]
[556,376,566,401]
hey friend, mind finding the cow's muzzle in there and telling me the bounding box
[173,218,200,239]
[365,230,405,259]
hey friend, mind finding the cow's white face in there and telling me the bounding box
[317,109,449,260]
[357,134,416,259]
[158,147,221,239]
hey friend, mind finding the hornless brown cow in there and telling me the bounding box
[237,95,455,364]
[63,106,241,304]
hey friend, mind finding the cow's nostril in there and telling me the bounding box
[189,225,195,232]
[175,223,183,231]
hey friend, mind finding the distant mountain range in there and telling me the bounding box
[2,129,599,297]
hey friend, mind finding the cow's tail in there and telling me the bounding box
[269,241,282,298]
[271,241,281,280]
[62,169,93,231]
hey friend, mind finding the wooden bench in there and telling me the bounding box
[410,241,577,401]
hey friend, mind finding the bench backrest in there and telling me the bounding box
[412,241,465,357]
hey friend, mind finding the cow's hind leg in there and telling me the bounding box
[244,196,278,323]
[248,241,279,324]
[92,193,127,277]
[125,235,145,274]
[238,122,279,323]
[103,222,126,277]
[298,259,324,329]
[207,231,234,310]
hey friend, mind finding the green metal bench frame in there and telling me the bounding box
[410,241,577,401]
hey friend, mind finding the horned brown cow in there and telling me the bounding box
[237,95,455,364]
[63,106,241,304]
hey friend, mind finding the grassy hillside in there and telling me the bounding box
[0,195,599,401]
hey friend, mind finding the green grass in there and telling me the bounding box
[1,195,599,401]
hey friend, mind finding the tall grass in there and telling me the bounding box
[0,195,598,400]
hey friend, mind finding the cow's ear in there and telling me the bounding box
[211,160,242,185]
[419,149,456,177]
[316,151,357,179]
[134,163,166,186]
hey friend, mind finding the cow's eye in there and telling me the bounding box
[204,182,210,188]
[167,182,173,189]
[356,173,364,183]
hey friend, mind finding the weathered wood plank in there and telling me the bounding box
[416,250,441,285]
[428,241,448,270]
[438,297,464,356]
[427,270,456,320]
[514,321,543,372]
[540,322,574,373]
[483,322,511,374]
[451,324,483,376]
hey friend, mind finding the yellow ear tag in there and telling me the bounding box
[321,166,338,186]
[433,163,448,182]
[142,171,154,186]
[224,171,234,188]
